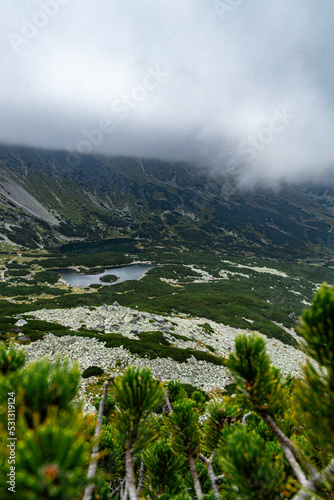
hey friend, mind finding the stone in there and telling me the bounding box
[288,312,301,325]
[15,319,27,327]
[162,332,173,342]
[20,301,305,412]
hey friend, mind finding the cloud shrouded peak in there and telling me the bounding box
[1,0,334,188]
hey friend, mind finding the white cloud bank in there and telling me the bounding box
[1,0,334,187]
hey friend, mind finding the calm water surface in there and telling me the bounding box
[58,264,155,287]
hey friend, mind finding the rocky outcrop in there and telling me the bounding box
[21,332,230,413]
[20,303,307,413]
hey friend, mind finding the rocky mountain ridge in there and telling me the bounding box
[0,144,334,259]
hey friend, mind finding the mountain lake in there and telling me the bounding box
[57,263,155,287]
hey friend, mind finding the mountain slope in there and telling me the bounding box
[0,144,333,258]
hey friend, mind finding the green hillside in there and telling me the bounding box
[0,145,333,262]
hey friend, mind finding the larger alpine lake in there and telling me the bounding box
[58,263,155,287]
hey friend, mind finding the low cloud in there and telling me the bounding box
[1,0,334,188]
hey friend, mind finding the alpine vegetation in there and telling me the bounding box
[0,283,333,498]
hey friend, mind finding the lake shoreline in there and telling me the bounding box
[52,260,156,274]
[55,262,157,287]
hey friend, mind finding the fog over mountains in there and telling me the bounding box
[1,1,334,188]
[0,145,333,259]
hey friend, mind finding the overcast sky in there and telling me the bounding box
[1,0,334,188]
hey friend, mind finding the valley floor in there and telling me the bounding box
[1,242,332,413]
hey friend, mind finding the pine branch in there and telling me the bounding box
[313,455,334,485]
[121,480,128,500]
[137,457,145,493]
[199,453,221,500]
[108,478,126,498]
[261,412,317,476]
[242,411,252,425]
[215,474,225,483]
[260,413,316,493]
[292,457,334,500]
[159,374,173,414]
[83,380,109,500]
[188,453,203,500]
[125,445,138,500]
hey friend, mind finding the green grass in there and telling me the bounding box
[0,283,66,297]
[108,281,298,346]
[102,330,225,365]
[200,323,215,335]
[82,366,104,378]
[32,270,60,284]
[171,332,192,341]
[19,326,225,365]
[4,269,30,277]
[2,245,334,351]
[30,252,132,269]
[180,382,209,401]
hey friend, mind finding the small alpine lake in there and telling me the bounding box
[57,263,155,287]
